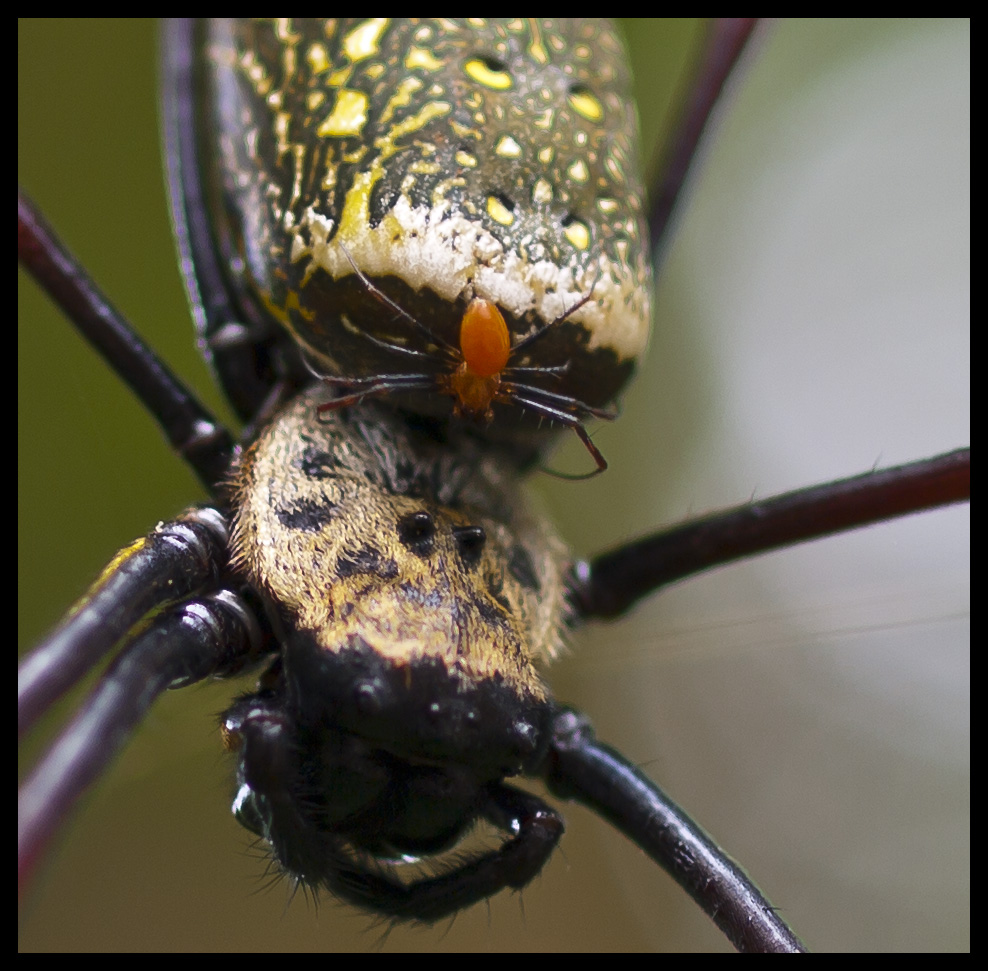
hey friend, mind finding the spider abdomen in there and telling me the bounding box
[188,19,650,456]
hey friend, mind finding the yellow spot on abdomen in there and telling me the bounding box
[494,135,522,159]
[333,164,384,256]
[563,219,590,251]
[306,42,330,75]
[568,88,603,122]
[318,89,369,138]
[404,45,443,72]
[380,76,423,124]
[382,100,451,148]
[567,159,589,183]
[486,196,515,226]
[532,178,553,205]
[464,58,513,90]
[343,18,388,61]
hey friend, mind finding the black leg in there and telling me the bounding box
[331,784,564,923]
[543,707,806,953]
[18,508,231,736]
[18,588,262,892]
[18,189,235,490]
[162,17,283,424]
[570,449,970,621]
[647,18,759,267]
[228,693,564,923]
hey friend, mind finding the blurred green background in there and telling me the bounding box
[20,20,968,952]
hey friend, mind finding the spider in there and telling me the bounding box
[18,19,968,952]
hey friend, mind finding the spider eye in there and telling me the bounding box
[452,524,486,566]
[398,510,436,555]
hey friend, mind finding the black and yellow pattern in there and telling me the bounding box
[231,387,568,702]
[197,19,650,439]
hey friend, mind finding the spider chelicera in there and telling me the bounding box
[19,19,969,952]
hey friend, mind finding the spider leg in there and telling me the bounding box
[647,19,759,267]
[571,449,970,620]
[316,374,440,412]
[500,379,617,422]
[542,706,805,953]
[507,283,601,357]
[227,691,563,923]
[18,507,231,737]
[18,578,263,893]
[334,241,461,357]
[500,390,609,477]
[18,189,236,490]
[331,783,563,922]
[163,17,301,422]
[333,322,455,363]
[19,188,272,899]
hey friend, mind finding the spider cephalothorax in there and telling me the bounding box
[223,393,570,914]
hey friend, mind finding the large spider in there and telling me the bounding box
[19,19,968,952]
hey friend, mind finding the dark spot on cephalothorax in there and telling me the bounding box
[296,443,337,479]
[398,511,436,557]
[474,594,507,627]
[508,544,540,592]
[275,498,338,532]
[392,456,418,489]
[337,545,399,579]
[453,524,486,567]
